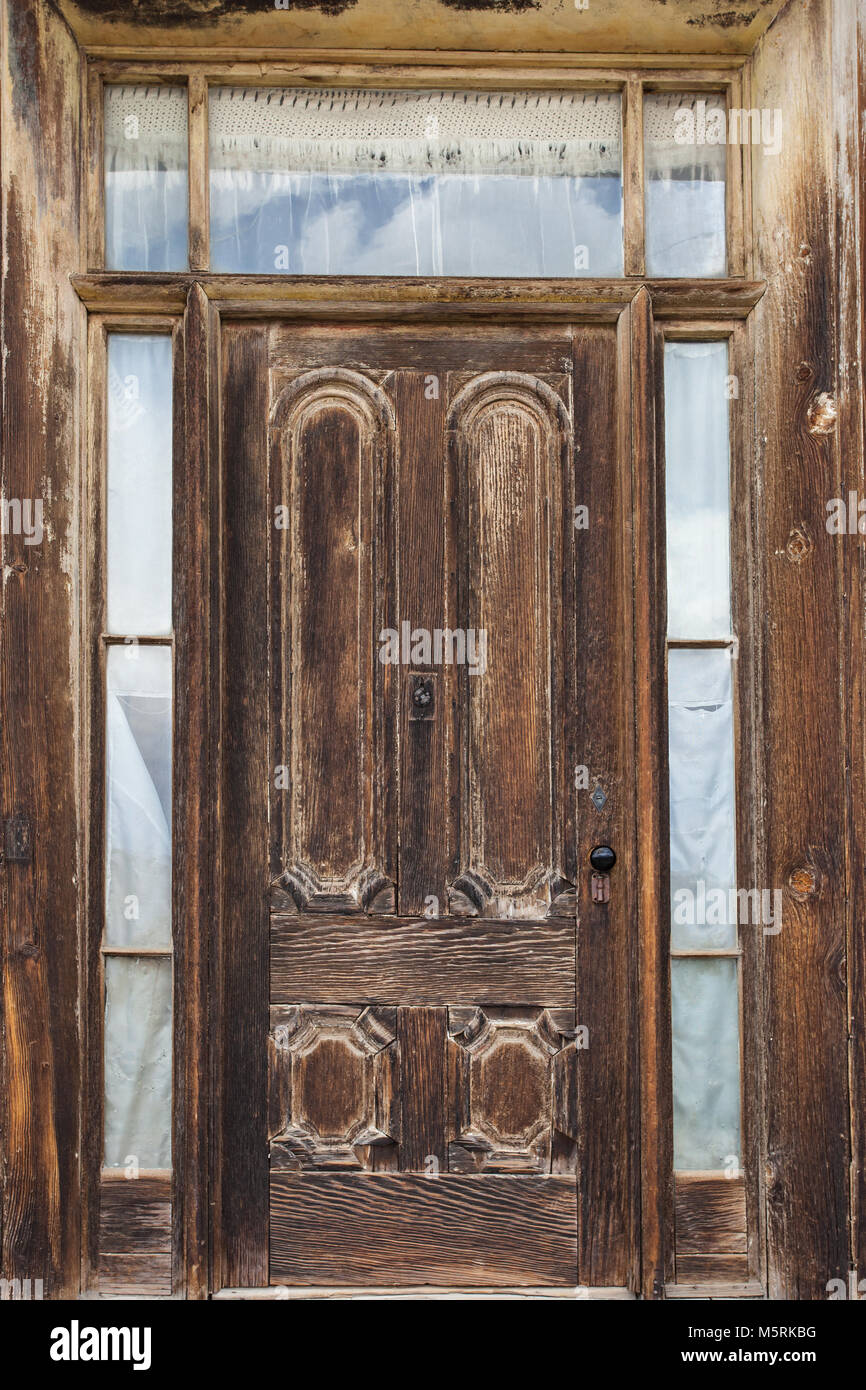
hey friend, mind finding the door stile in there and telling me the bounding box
[216,321,271,1290]
[173,284,220,1298]
[574,316,642,1291]
[625,287,675,1299]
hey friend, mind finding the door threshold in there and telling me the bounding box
[214,1285,636,1301]
[665,1282,766,1300]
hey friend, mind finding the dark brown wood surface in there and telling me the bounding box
[675,1174,747,1256]
[398,1008,447,1172]
[574,324,639,1289]
[216,325,270,1288]
[270,1173,577,1286]
[99,1174,172,1257]
[629,289,674,1298]
[270,915,575,1006]
[173,284,220,1296]
[751,0,852,1299]
[218,327,640,1287]
[0,0,84,1297]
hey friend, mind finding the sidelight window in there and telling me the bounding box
[664,340,742,1174]
[102,333,174,1173]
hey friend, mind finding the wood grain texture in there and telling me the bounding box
[98,1254,172,1297]
[448,1008,576,1174]
[270,369,396,912]
[270,1173,576,1286]
[270,915,575,1006]
[849,0,866,1293]
[217,325,270,1287]
[675,1174,747,1256]
[393,370,453,915]
[173,285,218,1296]
[398,1009,447,1172]
[70,274,767,321]
[628,288,673,1299]
[0,0,84,1298]
[272,328,572,374]
[675,1254,750,1285]
[751,0,851,1300]
[574,324,639,1288]
[99,1175,171,1255]
[268,1004,397,1171]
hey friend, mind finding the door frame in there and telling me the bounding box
[75,273,764,1298]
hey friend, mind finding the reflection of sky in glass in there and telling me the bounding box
[672,957,741,1170]
[106,171,188,272]
[210,170,623,276]
[664,341,731,639]
[646,180,726,278]
[668,648,737,950]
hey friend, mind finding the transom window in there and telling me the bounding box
[99,77,739,278]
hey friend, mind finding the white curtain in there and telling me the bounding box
[107,334,173,635]
[664,341,731,638]
[665,336,740,1171]
[671,958,741,1170]
[105,646,172,950]
[644,93,727,276]
[104,85,188,271]
[102,330,174,1171]
[207,86,624,276]
[104,956,172,1170]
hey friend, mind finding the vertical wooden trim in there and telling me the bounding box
[575,324,638,1289]
[725,73,746,278]
[728,320,766,1288]
[188,75,209,273]
[82,317,109,1292]
[840,0,866,1295]
[86,65,105,271]
[173,287,217,1297]
[398,1008,447,1172]
[393,369,451,915]
[751,0,850,1298]
[623,76,645,278]
[628,287,673,1298]
[216,323,269,1290]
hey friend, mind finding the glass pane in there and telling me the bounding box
[671,957,741,1170]
[105,646,172,948]
[107,335,173,635]
[105,85,188,271]
[668,648,737,950]
[104,955,172,1170]
[664,341,731,639]
[209,87,623,276]
[644,93,726,277]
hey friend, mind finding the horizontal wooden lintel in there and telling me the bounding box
[70,273,765,321]
[84,51,750,73]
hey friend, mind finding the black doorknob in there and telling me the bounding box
[590,845,616,873]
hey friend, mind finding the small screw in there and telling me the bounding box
[591,785,607,812]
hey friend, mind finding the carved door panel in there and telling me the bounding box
[219,322,636,1289]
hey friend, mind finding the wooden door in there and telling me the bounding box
[217,320,637,1290]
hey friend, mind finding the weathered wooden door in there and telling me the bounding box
[217,318,637,1290]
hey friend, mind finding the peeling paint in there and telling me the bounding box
[806,391,837,435]
[686,9,757,29]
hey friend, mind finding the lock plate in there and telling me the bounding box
[409,672,436,722]
[591,872,610,904]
